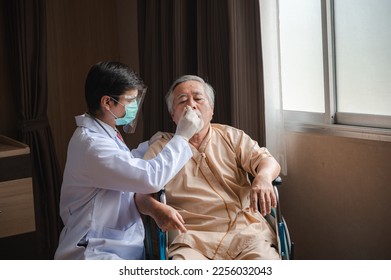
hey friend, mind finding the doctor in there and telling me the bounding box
[54,61,202,260]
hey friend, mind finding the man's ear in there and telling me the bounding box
[170,112,176,123]
[101,95,111,110]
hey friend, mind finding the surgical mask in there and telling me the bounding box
[110,98,138,126]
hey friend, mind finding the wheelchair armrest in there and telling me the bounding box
[272,176,282,187]
[158,188,166,204]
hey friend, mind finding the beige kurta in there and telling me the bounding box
[144,124,279,260]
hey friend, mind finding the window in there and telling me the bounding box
[280,0,324,113]
[278,0,391,131]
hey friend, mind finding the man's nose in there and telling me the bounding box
[187,99,197,109]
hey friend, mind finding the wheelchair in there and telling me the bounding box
[144,176,294,260]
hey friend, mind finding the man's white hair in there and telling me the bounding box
[165,75,215,114]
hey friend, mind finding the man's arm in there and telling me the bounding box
[135,193,187,233]
[250,156,281,216]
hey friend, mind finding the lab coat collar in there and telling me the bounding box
[75,113,117,140]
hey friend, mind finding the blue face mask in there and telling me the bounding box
[110,99,139,126]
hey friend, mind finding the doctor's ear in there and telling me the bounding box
[100,96,112,109]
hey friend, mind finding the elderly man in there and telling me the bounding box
[135,75,281,260]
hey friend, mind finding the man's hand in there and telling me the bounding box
[250,176,277,216]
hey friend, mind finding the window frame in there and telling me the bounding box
[281,0,391,141]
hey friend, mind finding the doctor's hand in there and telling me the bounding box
[154,203,187,233]
[175,106,203,141]
[148,131,164,145]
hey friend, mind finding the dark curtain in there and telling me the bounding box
[6,0,62,259]
[227,0,265,144]
[138,0,265,145]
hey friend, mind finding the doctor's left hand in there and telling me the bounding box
[153,203,187,233]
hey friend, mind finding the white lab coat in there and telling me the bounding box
[54,114,191,260]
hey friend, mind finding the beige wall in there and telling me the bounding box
[281,131,391,259]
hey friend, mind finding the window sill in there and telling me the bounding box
[285,121,391,143]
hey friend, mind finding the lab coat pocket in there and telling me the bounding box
[86,222,144,259]
[102,222,137,240]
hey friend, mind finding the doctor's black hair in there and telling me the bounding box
[84,61,144,115]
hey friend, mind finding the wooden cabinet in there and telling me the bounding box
[0,135,35,238]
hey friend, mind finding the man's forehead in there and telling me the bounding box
[173,81,205,96]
